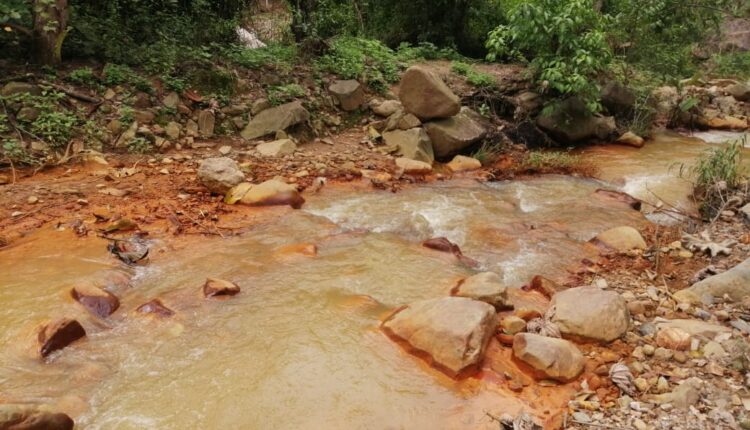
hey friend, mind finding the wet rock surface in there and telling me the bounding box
[38,319,86,358]
[71,284,120,318]
[203,278,241,298]
[0,405,74,430]
[136,299,175,318]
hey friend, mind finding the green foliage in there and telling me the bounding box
[451,61,496,88]
[224,44,298,70]
[187,68,235,97]
[3,91,78,149]
[102,64,152,92]
[119,106,134,124]
[161,75,187,93]
[66,67,99,86]
[686,137,747,219]
[267,83,306,105]
[395,42,463,62]
[487,0,611,112]
[470,140,503,164]
[126,136,153,154]
[709,52,750,79]
[2,138,38,165]
[315,37,400,92]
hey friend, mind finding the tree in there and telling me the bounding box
[1,0,69,65]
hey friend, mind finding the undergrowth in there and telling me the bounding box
[520,151,595,176]
[451,61,496,88]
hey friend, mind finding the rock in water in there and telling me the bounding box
[550,287,630,342]
[452,272,511,310]
[107,238,149,265]
[71,285,120,318]
[592,226,647,251]
[513,333,585,382]
[674,257,750,303]
[226,179,305,209]
[136,299,175,318]
[203,278,241,298]
[329,80,365,111]
[616,132,645,148]
[198,157,245,194]
[0,405,74,430]
[423,108,489,159]
[399,66,460,120]
[382,128,435,164]
[38,319,86,358]
[536,97,616,144]
[381,297,497,375]
[241,101,310,140]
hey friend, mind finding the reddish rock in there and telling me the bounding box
[203,278,241,298]
[0,405,74,430]
[38,319,86,358]
[136,299,174,318]
[71,285,120,318]
[594,189,642,211]
[422,237,461,254]
[525,275,564,298]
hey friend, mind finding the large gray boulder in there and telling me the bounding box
[674,258,750,303]
[329,80,365,111]
[382,128,435,164]
[382,297,497,375]
[513,333,585,382]
[241,101,310,140]
[550,287,630,342]
[198,157,245,194]
[536,98,616,144]
[399,66,460,121]
[424,107,489,159]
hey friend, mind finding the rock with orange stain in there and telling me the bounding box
[275,243,318,258]
[525,275,564,299]
[451,272,511,310]
[136,299,175,318]
[38,319,86,358]
[71,284,120,318]
[382,297,497,376]
[513,333,585,382]
[202,278,241,298]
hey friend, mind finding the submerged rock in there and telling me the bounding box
[226,179,305,209]
[381,297,497,375]
[674,257,750,303]
[203,278,241,298]
[550,287,630,342]
[71,284,120,318]
[136,299,175,318]
[241,101,310,140]
[399,66,460,120]
[594,189,642,211]
[0,405,74,430]
[423,108,488,159]
[38,319,86,358]
[513,333,585,382]
[198,157,245,194]
[592,226,647,251]
[451,272,511,310]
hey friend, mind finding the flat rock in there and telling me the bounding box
[399,66,460,120]
[593,226,647,251]
[451,272,511,310]
[71,284,120,318]
[674,257,750,303]
[198,157,245,194]
[257,139,297,157]
[550,287,630,342]
[382,128,435,164]
[382,297,496,375]
[446,155,482,172]
[371,99,403,117]
[654,319,730,338]
[395,157,432,174]
[329,80,365,111]
[38,319,86,358]
[241,101,310,140]
[227,179,305,209]
[203,278,241,298]
[423,107,488,159]
[513,333,585,382]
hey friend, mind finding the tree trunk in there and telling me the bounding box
[32,0,69,65]
[290,0,315,42]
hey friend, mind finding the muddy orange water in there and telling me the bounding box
[0,131,745,429]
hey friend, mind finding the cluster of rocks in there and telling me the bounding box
[654,79,750,131]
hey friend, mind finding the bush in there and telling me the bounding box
[267,83,306,105]
[315,37,401,92]
[224,44,298,71]
[66,67,99,86]
[686,137,747,219]
[709,52,750,79]
[102,64,153,92]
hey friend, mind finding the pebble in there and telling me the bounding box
[633,418,648,430]
[657,376,669,393]
[218,145,231,155]
[11,211,24,217]
[638,323,657,337]
[673,351,688,363]
[27,196,38,204]
[634,377,649,392]
[643,344,655,356]
[654,347,673,361]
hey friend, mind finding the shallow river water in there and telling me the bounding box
[0,131,746,429]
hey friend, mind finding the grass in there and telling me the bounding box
[520,151,596,176]
[470,140,504,165]
[451,61,497,88]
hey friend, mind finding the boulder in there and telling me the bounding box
[451,272,511,310]
[197,157,245,194]
[203,278,241,298]
[399,66,460,120]
[241,101,310,140]
[251,98,271,115]
[512,333,585,382]
[1,82,42,97]
[383,110,421,132]
[227,179,305,209]
[381,297,497,375]
[615,132,645,148]
[71,284,120,318]
[702,115,748,130]
[601,81,636,115]
[382,128,435,164]
[371,99,403,117]
[395,157,432,174]
[256,139,297,157]
[329,80,365,111]
[592,226,647,251]
[727,83,750,102]
[38,319,86,358]
[0,405,74,430]
[550,287,630,342]
[674,258,750,303]
[136,299,174,318]
[424,107,489,159]
[652,86,680,121]
[537,98,616,144]
[197,110,216,137]
[446,155,482,172]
